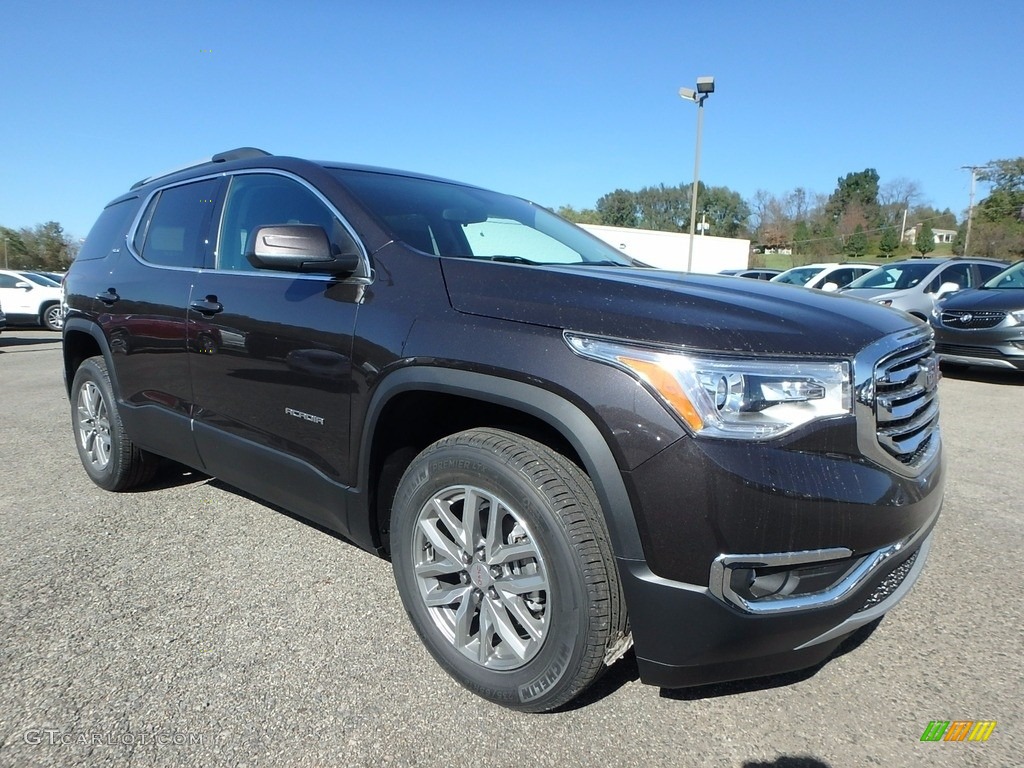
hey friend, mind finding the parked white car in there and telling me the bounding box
[0,269,65,331]
[770,263,875,292]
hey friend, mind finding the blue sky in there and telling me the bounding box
[2,0,1021,239]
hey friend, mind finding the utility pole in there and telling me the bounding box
[961,165,986,256]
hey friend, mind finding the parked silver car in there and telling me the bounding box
[840,258,1005,320]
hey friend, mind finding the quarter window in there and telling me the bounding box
[134,179,219,268]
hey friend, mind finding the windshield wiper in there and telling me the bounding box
[487,255,540,265]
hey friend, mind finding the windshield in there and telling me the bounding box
[772,266,824,286]
[23,272,60,287]
[983,260,1024,289]
[846,262,935,290]
[330,169,635,266]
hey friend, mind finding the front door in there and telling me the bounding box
[187,172,363,533]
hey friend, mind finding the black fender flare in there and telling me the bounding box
[62,318,118,399]
[357,366,645,561]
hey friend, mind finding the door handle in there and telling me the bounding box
[189,297,223,316]
[95,289,119,305]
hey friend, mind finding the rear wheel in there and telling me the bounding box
[390,428,625,712]
[42,303,63,331]
[71,356,157,490]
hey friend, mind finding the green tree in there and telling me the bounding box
[634,183,690,231]
[969,156,1024,258]
[596,189,639,228]
[826,169,881,224]
[844,225,869,258]
[700,185,751,238]
[878,227,900,258]
[915,222,936,256]
[555,205,602,225]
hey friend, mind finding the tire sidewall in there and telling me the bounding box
[42,303,63,332]
[392,440,592,711]
[70,359,123,490]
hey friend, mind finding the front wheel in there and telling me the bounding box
[390,428,625,712]
[71,356,157,490]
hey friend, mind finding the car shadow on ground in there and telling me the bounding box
[0,334,61,350]
[940,363,1024,386]
[742,758,832,768]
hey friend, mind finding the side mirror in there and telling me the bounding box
[15,281,33,290]
[820,282,839,292]
[935,281,961,299]
[246,224,360,274]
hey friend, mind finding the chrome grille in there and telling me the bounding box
[940,309,1005,329]
[873,338,939,466]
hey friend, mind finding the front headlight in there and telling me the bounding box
[565,333,851,440]
[1010,309,1024,325]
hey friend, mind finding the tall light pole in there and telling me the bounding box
[679,75,714,272]
[961,165,985,256]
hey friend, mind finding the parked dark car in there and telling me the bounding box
[931,259,1024,370]
[718,268,782,281]
[62,148,944,711]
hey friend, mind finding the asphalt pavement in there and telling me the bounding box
[0,329,1020,767]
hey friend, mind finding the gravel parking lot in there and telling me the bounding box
[1,329,1021,767]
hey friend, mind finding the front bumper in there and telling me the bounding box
[934,325,1024,370]
[617,422,944,688]
[620,515,937,688]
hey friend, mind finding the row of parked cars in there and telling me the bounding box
[721,257,1024,371]
[0,269,66,332]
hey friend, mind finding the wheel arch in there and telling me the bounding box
[358,367,644,562]
[62,319,117,399]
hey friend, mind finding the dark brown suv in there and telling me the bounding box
[62,148,945,711]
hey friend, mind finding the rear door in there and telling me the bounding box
[188,171,364,533]
[103,177,221,466]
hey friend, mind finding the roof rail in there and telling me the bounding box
[130,147,272,190]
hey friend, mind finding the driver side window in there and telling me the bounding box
[217,174,354,271]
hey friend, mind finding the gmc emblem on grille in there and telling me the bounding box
[921,357,939,390]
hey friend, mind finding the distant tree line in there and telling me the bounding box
[557,156,1024,262]
[1,222,78,271]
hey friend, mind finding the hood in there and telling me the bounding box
[940,287,1024,312]
[840,287,898,301]
[441,260,915,357]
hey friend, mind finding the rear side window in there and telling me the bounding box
[134,179,219,268]
[77,198,139,262]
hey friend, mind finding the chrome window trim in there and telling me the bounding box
[125,168,372,283]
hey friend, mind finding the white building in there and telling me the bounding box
[579,224,749,273]
[902,225,958,245]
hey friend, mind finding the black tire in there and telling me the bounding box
[42,302,64,332]
[70,356,157,491]
[390,428,625,712]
